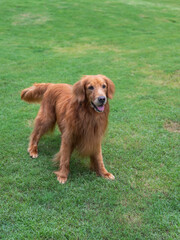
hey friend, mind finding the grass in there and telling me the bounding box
[0,0,180,239]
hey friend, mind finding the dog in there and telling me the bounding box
[21,75,115,184]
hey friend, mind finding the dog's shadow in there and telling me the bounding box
[38,133,92,180]
[38,133,60,158]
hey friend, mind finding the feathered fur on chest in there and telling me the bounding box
[64,102,109,155]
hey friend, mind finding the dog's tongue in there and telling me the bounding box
[97,105,105,112]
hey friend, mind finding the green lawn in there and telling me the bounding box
[0,0,180,239]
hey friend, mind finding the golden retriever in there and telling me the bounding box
[21,75,115,184]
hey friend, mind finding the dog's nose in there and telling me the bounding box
[98,96,106,104]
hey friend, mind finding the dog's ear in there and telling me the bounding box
[99,75,115,99]
[72,79,86,102]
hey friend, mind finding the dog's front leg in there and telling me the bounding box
[90,145,115,180]
[54,137,73,184]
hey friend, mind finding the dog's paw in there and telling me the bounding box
[28,147,38,158]
[54,171,68,184]
[102,172,115,180]
[58,176,67,184]
[30,153,38,158]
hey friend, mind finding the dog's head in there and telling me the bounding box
[73,75,115,113]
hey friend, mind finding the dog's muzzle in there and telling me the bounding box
[91,96,107,113]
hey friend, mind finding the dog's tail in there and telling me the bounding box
[21,83,51,103]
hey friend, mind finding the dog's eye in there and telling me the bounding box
[102,84,106,89]
[88,86,94,90]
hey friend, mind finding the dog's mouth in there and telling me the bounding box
[91,102,105,113]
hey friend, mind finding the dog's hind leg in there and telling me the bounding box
[28,104,56,158]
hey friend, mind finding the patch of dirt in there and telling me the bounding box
[53,44,121,55]
[139,66,180,88]
[164,121,180,133]
[12,13,49,26]
[27,119,34,128]
[123,213,142,226]
[109,0,180,11]
[52,43,140,57]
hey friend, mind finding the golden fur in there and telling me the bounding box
[21,75,115,183]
